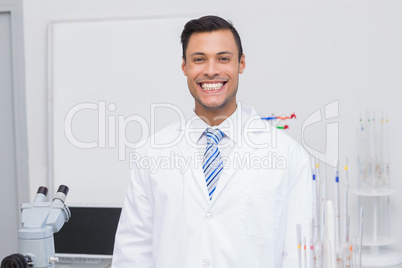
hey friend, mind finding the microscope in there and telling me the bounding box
[1,185,71,268]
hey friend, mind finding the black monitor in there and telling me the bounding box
[54,207,121,255]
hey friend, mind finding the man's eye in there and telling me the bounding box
[220,57,230,62]
[194,58,204,62]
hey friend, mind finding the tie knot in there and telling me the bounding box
[205,128,224,145]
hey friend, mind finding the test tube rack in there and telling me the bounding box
[354,110,402,266]
[351,188,402,267]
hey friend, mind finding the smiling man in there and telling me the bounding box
[112,16,312,267]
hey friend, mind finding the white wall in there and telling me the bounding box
[23,0,402,253]
[1,0,29,258]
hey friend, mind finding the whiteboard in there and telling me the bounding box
[49,16,196,206]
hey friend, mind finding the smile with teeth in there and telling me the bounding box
[200,82,226,91]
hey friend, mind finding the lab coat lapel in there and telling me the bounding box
[176,130,212,204]
[210,115,270,205]
[210,138,256,204]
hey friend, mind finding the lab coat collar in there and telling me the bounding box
[177,105,272,206]
[180,103,268,145]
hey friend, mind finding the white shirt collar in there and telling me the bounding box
[184,104,268,146]
[187,106,239,144]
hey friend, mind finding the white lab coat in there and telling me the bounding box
[112,106,312,268]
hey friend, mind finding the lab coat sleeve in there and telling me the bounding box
[112,155,155,268]
[280,151,313,267]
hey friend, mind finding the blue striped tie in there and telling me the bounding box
[203,128,224,200]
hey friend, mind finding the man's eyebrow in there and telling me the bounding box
[190,52,206,57]
[217,51,233,55]
[189,51,234,57]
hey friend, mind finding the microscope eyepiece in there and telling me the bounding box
[57,185,69,196]
[36,186,48,196]
[34,186,48,203]
[53,185,69,203]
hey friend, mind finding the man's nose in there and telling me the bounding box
[203,61,220,77]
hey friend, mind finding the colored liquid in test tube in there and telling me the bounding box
[342,217,353,268]
[296,224,302,268]
[314,239,323,268]
[304,237,307,268]
[343,244,354,268]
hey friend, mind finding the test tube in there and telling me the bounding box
[359,208,364,268]
[344,159,349,244]
[310,220,314,268]
[334,165,342,263]
[304,237,307,268]
[342,217,354,268]
[297,224,302,268]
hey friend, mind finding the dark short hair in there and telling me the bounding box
[180,15,243,62]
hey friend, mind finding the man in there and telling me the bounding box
[112,15,312,267]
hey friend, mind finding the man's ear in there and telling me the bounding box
[239,54,246,74]
[181,57,187,76]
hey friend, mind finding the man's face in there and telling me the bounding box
[181,30,246,113]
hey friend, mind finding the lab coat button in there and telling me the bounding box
[205,212,213,220]
[202,259,210,267]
